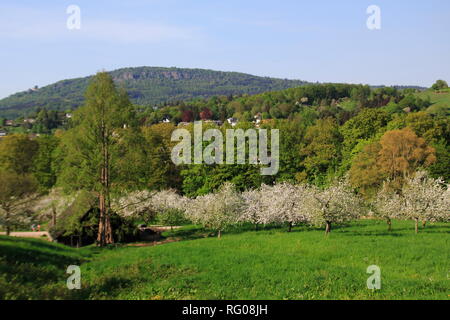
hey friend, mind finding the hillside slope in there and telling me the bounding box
[416,88,450,115]
[0,67,308,117]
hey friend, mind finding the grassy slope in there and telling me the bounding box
[0,236,87,299]
[1,220,449,300]
[416,88,450,113]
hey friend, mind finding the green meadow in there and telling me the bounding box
[417,88,450,114]
[1,220,449,300]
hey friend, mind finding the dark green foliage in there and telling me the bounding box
[339,109,392,172]
[49,190,138,246]
[428,141,450,181]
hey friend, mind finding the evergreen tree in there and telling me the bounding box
[57,72,137,246]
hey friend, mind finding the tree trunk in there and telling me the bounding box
[105,209,113,244]
[97,151,114,246]
[387,218,392,232]
[217,230,222,239]
[414,218,419,234]
[325,221,331,235]
[422,221,427,228]
[97,191,113,246]
[104,139,113,245]
[97,193,105,246]
[5,210,10,236]
[51,205,57,228]
[288,222,293,233]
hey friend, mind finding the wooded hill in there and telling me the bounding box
[0,67,309,118]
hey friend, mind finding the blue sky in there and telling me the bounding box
[1,0,449,98]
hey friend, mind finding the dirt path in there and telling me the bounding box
[0,231,53,241]
[126,238,181,247]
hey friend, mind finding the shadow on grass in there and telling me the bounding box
[338,223,450,237]
[71,276,135,300]
[0,236,87,297]
[0,236,77,253]
[164,223,356,240]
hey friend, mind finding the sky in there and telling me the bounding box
[1,0,450,98]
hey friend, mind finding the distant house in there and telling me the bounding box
[0,131,7,137]
[161,117,171,123]
[65,113,73,119]
[227,118,238,127]
[253,113,263,127]
[254,113,262,124]
[5,120,14,126]
[23,118,36,124]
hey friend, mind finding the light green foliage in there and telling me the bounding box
[0,134,39,175]
[300,118,342,185]
[340,109,391,172]
[0,170,38,234]
[57,72,139,193]
[33,135,59,191]
[431,80,449,91]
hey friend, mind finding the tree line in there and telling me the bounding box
[115,174,448,238]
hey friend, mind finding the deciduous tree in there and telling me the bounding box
[400,171,449,233]
[0,171,38,235]
[308,179,362,235]
[186,182,242,238]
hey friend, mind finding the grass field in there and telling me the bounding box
[416,88,450,114]
[0,220,449,300]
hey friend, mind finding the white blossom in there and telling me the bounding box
[307,179,362,234]
[32,188,77,223]
[400,171,449,232]
[239,188,266,226]
[372,183,403,230]
[113,190,158,218]
[186,182,243,237]
[0,195,36,231]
